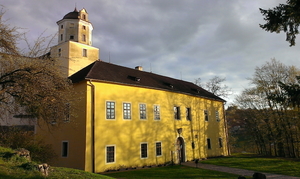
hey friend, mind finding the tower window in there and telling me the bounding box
[82,34,86,42]
[83,14,86,20]
[61,25,63,29]
[60,34,63,41]
[70,35,74,40]
[83,25,86,30]
[82,49,87,57]
[58,48,61,57]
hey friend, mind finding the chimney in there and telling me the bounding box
[135,66,143,71]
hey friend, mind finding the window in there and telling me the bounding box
[62,141,68,157]
[70,35,74,40]
[106,146,115,163]
[82,49,87,57]
[156,142,162,156]
[58,48,61,57]
[123,103,131,119]
[141,143,148,158]
[83,25,86,30]
[154,105,160,120]
[204,110,209,121]
[139,104,146,119]
[61,25,63,29]
[219,138,223,148]
[60,34,63,41]
[216,111,220,122]
[174,106,180,120]
[186,108,191,121]
[207,138,211,149]
[82,34,86,42]
[83,14,86,20]
[106,101,115,119]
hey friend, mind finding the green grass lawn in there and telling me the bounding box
[104,165,240,179]
[0,146,112,179]
[2,146,300,179]
[200,153,300,177]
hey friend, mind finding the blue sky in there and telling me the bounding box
[2,0,299,104]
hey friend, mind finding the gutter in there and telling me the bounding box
[87,80,95,173]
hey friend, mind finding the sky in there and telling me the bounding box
[2,0,299,105]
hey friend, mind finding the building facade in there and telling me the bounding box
[36,8,229,173]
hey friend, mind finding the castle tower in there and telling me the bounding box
[50,8,99,77]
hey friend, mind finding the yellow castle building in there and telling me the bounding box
[37,8,229,173]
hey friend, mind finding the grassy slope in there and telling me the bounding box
[0,146,112,179]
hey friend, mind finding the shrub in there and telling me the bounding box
[0,127,56,163]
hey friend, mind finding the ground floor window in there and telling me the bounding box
[106,146,115,163]
[156,142,162,156]
[141,143,148,158]
[207,138,211,149]
[62,141,68,157]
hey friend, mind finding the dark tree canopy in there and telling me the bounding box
[260,0,300,46]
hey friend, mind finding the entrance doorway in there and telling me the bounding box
[176,137,185,163]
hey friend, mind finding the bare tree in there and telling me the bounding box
[234,58,300,157]
[0,7,76,125]
[195,76,232,99]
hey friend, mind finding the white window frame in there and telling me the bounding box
[123,102,131,120]
[155,141,162,157]
[106,101,116,120]
[154,105,160,120]
[140,142,148,159]
[139,103,147,120]
[105,145,116,164]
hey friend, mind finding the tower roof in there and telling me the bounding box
[63,8,80,19]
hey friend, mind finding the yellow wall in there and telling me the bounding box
[36,82,88,170]
[50,41,99,77]
[86,81,228,172]
[37,80,228,173]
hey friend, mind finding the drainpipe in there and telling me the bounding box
[87,80,95,173]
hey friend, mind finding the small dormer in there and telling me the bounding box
[79,9,89,21]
